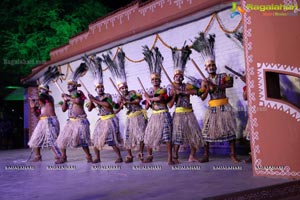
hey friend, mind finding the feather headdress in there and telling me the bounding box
[38,65,64,91]
[191,32,216,65]
[225,30,243,47]
[171,44,192,76]
[83,54,104,87]
[67,62,88,87]
[102,49,127,89]
[184,75,202,88]
[142,46,163,79]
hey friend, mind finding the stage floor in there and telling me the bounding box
[1,148,299,200]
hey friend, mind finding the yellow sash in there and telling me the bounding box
[100,114,116,120]
[127,110,148,119]
[69,117,79,121]
[175,107,193,113]
[152,109,168,114]
[208,98,228,107]
[40,116,48,120]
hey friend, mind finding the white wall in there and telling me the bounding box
[50,8,247,139]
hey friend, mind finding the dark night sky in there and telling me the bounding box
[0,0,149,150]
[0,0,139,100]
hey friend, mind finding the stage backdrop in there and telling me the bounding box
[51,8,245,142]
[243,0,300,179]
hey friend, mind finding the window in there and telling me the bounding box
[266,72,300,109]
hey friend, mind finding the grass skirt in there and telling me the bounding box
[56,118,91,148]
[28,116,59,148]
[202,104,236,142]
[172,111,203,149]
[93,116,121,150]
[124,113,147,150]
[144,111,172,150]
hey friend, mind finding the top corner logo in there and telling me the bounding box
[231,2,245,18]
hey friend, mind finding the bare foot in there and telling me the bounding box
[230,154,240,163]
[199,155,209,163]
[137,152,144,162]
[125,156,133,163]
[188,156,198,162]
[31,155,42,162]
[115,157,123,163]
[168,160,176,165]
[243,156,252,163]
[173,157,181,164]
[92,158,101,163]
[55,157,67,164]
[143,155,153,163]
[86,154,93,163]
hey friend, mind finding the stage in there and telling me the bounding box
[1,148,299,200]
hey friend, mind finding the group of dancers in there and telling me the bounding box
[28,33,249,165]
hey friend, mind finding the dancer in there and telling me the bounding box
[103,49,147,163]
[28,66,63,164]
[167,45,203,163]
[142,46,175,165]
[192,32,239,163]
[56,63,93,163]
[86,55,123,163]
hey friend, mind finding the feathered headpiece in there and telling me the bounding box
[67,62,88,87]
[225,30,243,47]
[83,54,103,88]
[191,32,216,65]
[102,49,127,89]
[233,31,243,46]
[38,66,64,91]
[171,44,192,76]
[184,75,202,88]
[142,46,163,79]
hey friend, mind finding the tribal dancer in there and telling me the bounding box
[85,55,123,163]
[103,49,147,163]
[28,66,63,164]
[142,46,175,165]
[56,63,93,163]
[167,45,203,163]
[192,32,240,163]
